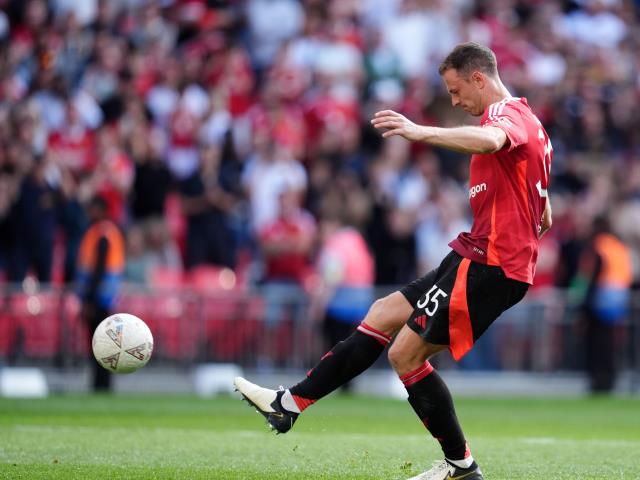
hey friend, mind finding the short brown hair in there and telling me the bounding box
[438,42,498,77]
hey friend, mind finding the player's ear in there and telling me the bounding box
[470,71,485,89]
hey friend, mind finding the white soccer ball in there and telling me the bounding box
[92,313,154,373]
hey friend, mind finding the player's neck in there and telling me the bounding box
[483,82,513,111]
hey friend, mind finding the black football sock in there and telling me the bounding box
[288,323,391,411]
[400,362,472,465]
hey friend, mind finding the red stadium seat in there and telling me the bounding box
[148,267,184,289]
[117,291,199,361]
[188,266,238,293]
[0,300,17,357]
[61,293,87,356]
[9,292,61,358]
[64,292,154,358]
[115,291,153,318]
[115,292,155,338]
[202,294,264,361]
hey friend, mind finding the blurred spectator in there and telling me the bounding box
[247,0,304,71]
[129,125,172,221]
[146,57,182,129]
[166,103,201,181]
[143,217,182,274]
[258,187,316,323]
[6,151,58,283]
[123,222,147,285]
[382,0,460,78]
[255,186,315,368]
[58,157,88,283]
[123,218,182,285]
[53,0,98,28]
[416,183,470,275]
[46,99,97,173]
[88,126,134,225]
[561,0,627,50]
[76,196,125,391]
[572,215,633,393]
[242,138,307,232]
[367,137,419,284]
[179,143,236,270]
[81,35,124,104]
[317,213,374,367]
[0,166,15,273]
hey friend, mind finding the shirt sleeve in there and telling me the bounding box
[482,102,528,151]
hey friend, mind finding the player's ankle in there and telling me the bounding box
[279,389,302,413]
[446,456,476,470]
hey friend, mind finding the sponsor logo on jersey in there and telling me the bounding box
[469,183,487,198]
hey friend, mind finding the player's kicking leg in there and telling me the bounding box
[389,325,483,480]
[234,291,413,433]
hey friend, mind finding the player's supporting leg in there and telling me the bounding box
[388,325,483,480]
[234,291,412,433]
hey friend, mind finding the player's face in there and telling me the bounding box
[442,69,484,116]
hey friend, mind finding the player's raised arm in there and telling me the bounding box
[370,110,507,154]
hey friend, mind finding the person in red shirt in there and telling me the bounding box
[258,187,316,322]
[236,43,552,480]
[257,187,316,368]
[258,188,316,286]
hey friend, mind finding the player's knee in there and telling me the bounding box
[363,297,390,330]
[367,297,387,320]
[387,334,438,374]
[387,341,405,372]
[362,293,408,337]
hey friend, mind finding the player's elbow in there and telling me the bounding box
[478,128,507,153]
[476,139,501,154]
[479,144,497,154]
[489,134,507,153]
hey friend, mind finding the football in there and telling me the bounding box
[92,313,154,373]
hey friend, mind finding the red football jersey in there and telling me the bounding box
[449,97,552,284]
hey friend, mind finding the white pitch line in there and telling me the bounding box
[10,424,266,437]
[518,437,640,447]
[8,425,640,448]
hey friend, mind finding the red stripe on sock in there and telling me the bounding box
[359,323,392,341]
[399,361,434,387]
[399,361,433,382]
[307,351,334,377]
[292,395,316,412]
[357,323,391,345]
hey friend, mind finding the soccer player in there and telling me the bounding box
[235,42,553,480]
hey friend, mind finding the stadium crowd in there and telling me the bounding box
[0,0,639,298]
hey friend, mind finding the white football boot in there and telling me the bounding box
[407,459,484,480]
[234,377,298,433]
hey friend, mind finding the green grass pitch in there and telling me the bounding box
[0,393,638,479]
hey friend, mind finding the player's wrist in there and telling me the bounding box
[418,125,436,143]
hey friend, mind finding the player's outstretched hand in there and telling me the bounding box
[371,110,423,141]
